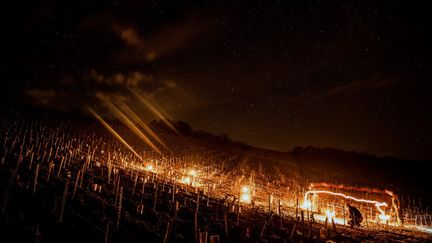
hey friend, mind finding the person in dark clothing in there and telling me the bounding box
[346,204,363,227]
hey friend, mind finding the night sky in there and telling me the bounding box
[1,0,431,160]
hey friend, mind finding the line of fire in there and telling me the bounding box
[0,102,431,242]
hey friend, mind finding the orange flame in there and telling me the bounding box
[240,185,252,204]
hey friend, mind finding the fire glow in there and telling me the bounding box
[302,190,391,223]
[240,185,252,204]
[180,169,200,187]
[145,164,154,172]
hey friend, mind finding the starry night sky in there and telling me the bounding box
[1,0,431,159]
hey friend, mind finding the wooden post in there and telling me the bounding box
[29,152,34,170]
[268,193,272,213]
[172,181,175,203]
[47,161,54,182]
[114,176,120,206]
[34,223,40,243]
[57,156,64,176]
[59,181,69,223]
[207,184,210,207]
[289,217,300,241]
[132,173,138,195]
[209,235,219,243]
[72,170,80,199]
[260,212,274,239]
[278,199,281,215]
[195,190,200,242]
[163,221,172,243]
[33,163,40,193]
[195,211,199,243]
[79,168,84,188]
[224,211,229,238]
[236,192,240,226]
[301,210,304,224]
[199,232,208,243]
[105,222,110,243]
[116,187,123,229]
[174,201,179,218]
[141,179,146,201]
[153,182,159,212]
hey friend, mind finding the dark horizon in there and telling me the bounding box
[1,0,431,160]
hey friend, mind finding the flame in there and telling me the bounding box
[240,185,252,204]
[241,186,250,193]
[240,193,251,203]
[145,164,154,172]
[181,176,192,185]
